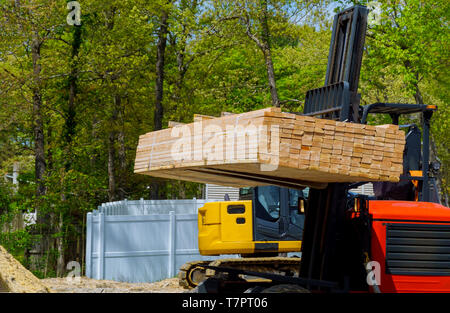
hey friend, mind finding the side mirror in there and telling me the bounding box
[430,161,441,173]
[298,197,305,214]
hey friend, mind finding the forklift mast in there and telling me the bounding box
[303,5,368,123]
[299,5,439,290]
[299,6,369,289]
[302,5,437,204]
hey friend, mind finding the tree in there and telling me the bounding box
[356,0,450,204]
[0,0,71,272]
[208,0,328,107]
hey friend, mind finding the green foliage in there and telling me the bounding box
[0,0,448,276]
[0,179,33,265]
[356,0,450,201]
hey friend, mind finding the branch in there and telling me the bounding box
[241,12,264,50]
[204,15,241,38]
[183,43,236,72]
[44,70,95,80]
[279,98,302,105]
[47,36,71,46]
[41,103,67,120]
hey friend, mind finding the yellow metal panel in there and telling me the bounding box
[198,202,221,225]
[198,200,253,255]
[199,239,256,255]
[220,201,253,242]
[197,200,302,256]
[275,241,302,252]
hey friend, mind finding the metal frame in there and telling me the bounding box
[237,4,441,292]
[361,102,434,124]
[298,4,440,291]
[303,81,350,121]
[325,5,368,91]
[304,5,369,123]
[200,265,339,291]
[361,102,437,202]
[385,223,450,276]
[299,6,371,290]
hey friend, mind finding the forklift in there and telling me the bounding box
[186,5,450,293]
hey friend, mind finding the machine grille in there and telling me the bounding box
[385,223,450,276]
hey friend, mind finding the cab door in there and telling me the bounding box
[285,188,306,240]
[252,186,305,241]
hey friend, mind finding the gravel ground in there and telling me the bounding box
[41,276,187,293]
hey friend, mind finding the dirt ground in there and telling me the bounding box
[41,276,187,293]
[0,245,51,293]
[1,245,186,293]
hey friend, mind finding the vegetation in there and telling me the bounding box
[0,0,448,277]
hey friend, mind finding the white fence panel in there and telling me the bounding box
[85,199,233,283]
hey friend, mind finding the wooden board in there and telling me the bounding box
[134,107,405,188]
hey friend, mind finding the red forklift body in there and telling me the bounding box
[369,200,450,293]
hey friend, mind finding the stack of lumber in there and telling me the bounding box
[134,107,405,188]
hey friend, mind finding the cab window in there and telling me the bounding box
[255,186,280,221]
[288,188,306,227]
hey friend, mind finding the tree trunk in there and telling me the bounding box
[55,25,83,277]
[117,97,126,200]
[56,211,65,277]
[175,44,187,99]
[413,84,424,105]
[263,48,279,107]
[102,7,117,204]
[46,125,53,172]
[117,129,126,200]
[107,130,116,202]
[65,25,82,154]
[154,10,169,131]
[31,31,49,270]
[259,0,279,107]
[108,108,117,202]
[32,34,46,201]
[104,96,127,202]
[152,7,170,200]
